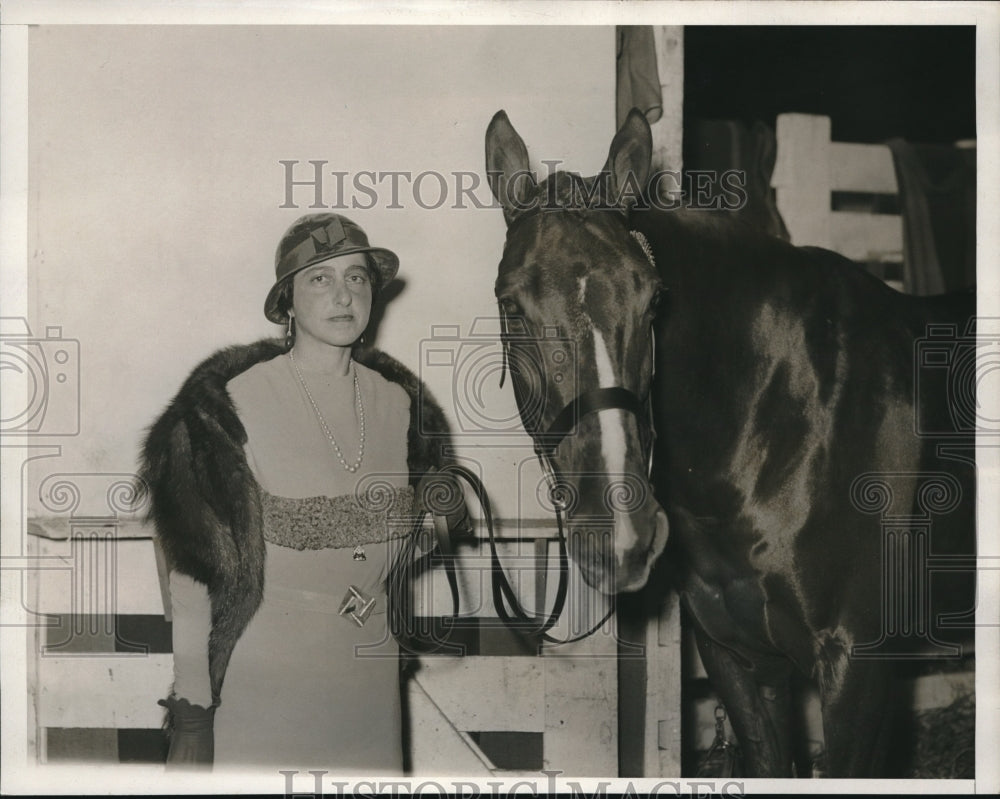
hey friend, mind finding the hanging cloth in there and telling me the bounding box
[616,26,663,128]
[886,138,976,295]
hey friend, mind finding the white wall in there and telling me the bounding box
[24,25,616,520]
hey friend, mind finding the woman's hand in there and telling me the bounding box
[159,695,216,768]
[416,469,471,536]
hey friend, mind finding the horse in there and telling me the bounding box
[483,108,976,778]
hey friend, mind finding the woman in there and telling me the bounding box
[141,213,460,772]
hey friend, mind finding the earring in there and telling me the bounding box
[285,316,295,348]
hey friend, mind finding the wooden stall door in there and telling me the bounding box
[772,112,905,291]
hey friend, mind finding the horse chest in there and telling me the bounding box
[665,497,809,671]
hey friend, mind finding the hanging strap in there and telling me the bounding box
[444,462,614,646]
[389,463,614,652]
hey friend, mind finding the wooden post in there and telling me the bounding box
[772,113,833,249]
[649,26,684,175]
[642,25,684,778]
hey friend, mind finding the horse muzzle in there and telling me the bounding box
[568,496,669,595]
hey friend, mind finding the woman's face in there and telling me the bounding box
[291,253,373,349]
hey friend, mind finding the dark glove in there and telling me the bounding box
[416,469,472,536]
[159,695,215,768]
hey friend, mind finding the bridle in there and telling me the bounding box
[390,223,659,651]
[493,291,657,644]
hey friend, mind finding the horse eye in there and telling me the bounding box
[499,297,520,315]
[647,289,666,316]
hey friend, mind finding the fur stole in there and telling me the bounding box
[139,338,453,705]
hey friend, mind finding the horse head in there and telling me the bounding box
[485,109,669,594]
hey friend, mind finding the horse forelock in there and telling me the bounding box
[499,204,654,286]
[537,171,618,210]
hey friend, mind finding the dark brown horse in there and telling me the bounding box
[484,109,975,777]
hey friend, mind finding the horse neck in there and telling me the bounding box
[631,207,783,307]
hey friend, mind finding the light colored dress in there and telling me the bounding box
[169,352,413,773]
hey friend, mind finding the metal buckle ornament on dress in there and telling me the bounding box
[352,545,366,561]
[338,585,376,627]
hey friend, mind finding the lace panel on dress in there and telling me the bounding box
[261,485,416,550]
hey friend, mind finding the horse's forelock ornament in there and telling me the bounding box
[630,229,656,268]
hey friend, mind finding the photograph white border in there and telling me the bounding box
[2,1,997,795]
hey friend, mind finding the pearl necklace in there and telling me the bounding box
[289,350,365,473]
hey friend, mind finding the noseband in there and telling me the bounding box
[498,308,656,486]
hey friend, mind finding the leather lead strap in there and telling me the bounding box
[397,462,612,648]
[431,510,460,621]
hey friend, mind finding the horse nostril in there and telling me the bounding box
[611,507,669,593]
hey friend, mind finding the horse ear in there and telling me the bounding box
[602,108,652,210]
[486,110,538,224]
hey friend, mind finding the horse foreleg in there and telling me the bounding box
[820,658,893,777]
[694,627,794,777]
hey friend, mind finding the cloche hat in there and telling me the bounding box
[264,213,399,323]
